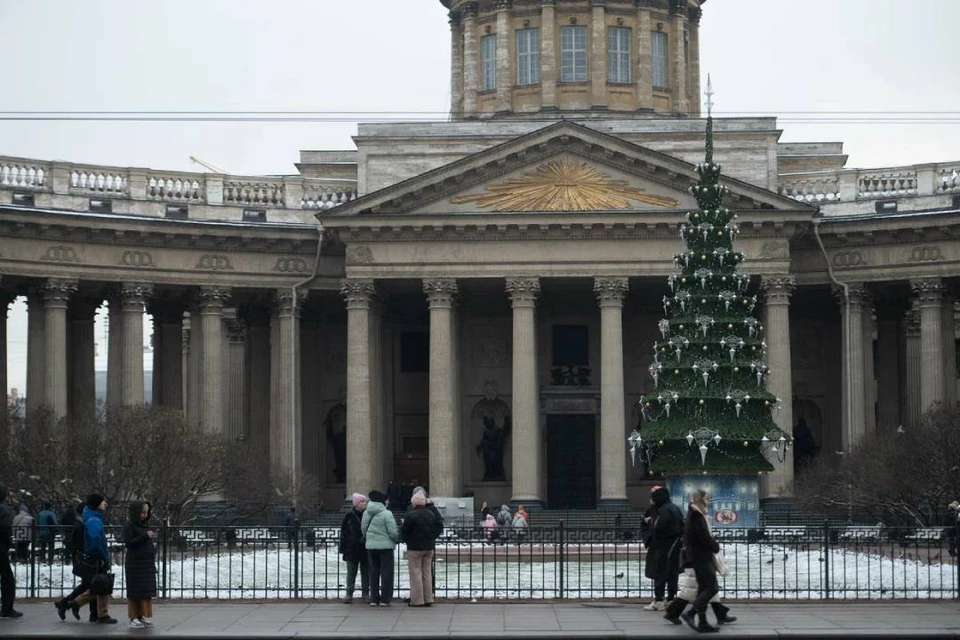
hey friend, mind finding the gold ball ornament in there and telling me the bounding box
[701,255,707,262]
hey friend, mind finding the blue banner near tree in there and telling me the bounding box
[666,475,759,528]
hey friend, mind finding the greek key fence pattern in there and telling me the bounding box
[11,523,958,601]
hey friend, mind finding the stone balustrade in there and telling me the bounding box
[0,155,357,214]
[779,161,960,204]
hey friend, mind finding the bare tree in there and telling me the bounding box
[796,404,960,526]
[220,440,320,523]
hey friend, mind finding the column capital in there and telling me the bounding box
[911,277,945,307]
[832,282,869,312]
[41,278,78,307]
[593,277,628,306]
[120,282,153,310]
[669,0,686,15]
[275,289,306,317]
[506,277,540,307]
[448,10,461,28]
[461,1,478,19]
[423,278,459,309]
[197,285,231,312]
[341,278,376,310]
[495,0,512,10]
[761,275,795,305]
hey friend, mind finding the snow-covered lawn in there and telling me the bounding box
[15,541,956,600]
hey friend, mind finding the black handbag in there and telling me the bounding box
[89,571,115,596]
[75,553,99,578]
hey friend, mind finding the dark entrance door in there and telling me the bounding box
[546,414,597,509]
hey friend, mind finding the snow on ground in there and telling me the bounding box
[15,541,957,600]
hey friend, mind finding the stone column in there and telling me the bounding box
[912,277,947,412]
[225,314,248,441]
[670,3,687,113]
[450,11,464,118]
[461,2,479,118]
[875,305,902,432]
[26,288,46,416]
[0,286,15,427]
[942,296,957,406]
[424,278,460,498]
[198,286,230,433]
[761,276,795,497]
[506,277,542,507]
[243,306,272,452]
[119,283,152,406]
[837,284,867,451]
[495,0,512,113]
[42,278,78,418]
[862,299,876,433]
[184,312,202,424]
[590,1,607,109]
[68,297,99,420]
[342,279,378,496]
[636,9,653,110]
[270,290,302,479]
[151,302,185,410]
[540,0,557,110]
[105,294,123,408]
[903,306,922,428]
[595,277,628,509]
[686,6,702,116]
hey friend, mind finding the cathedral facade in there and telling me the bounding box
[1,0,958,510]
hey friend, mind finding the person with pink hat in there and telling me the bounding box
[338,493,369,603]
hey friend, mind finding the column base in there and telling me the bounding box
[597,498,630,512]
[510,499,545,512]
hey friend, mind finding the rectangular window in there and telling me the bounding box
[560,25,587,82]
[651,31,668,89]
[481,34,497,91]
[516,28,541,86]
[607,26,631,84]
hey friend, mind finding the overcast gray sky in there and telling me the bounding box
[2,0,959,393]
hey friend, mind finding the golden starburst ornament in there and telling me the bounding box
[450,159,680,212]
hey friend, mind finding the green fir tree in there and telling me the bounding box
[628,114,789,475]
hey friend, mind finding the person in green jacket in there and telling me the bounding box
[361,490,399,606]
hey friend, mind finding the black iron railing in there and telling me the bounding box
[10,522,958,600]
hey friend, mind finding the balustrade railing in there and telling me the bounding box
[779,161,960,205]
[147,175,203,202]
[224,178,285,206]
[0,158,48,190]
[10,522,958,601]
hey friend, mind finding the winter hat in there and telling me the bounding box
[368,490,387,504]
[650,485,663,494]
[86,493,105,510]
[949,501,960,511]
[351,493,368,508]
[411,489,427,507]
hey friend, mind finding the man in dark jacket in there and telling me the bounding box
[37,503,58,565]
[339,493,369,603]
[68,494,117,624]
[56,503,97,622]
[401,489,442,606]
[649,486,683,608]
[680,489,720,633]
[0,485,21,618]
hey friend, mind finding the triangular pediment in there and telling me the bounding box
[324,121,811,218]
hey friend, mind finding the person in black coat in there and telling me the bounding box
[640,500,659,599]
[400,489,442,607]
[120,501,157,628]
[650,486,683,606]
[0,484,20,618]
[55,503,97,622]
[339,493,369,603]
[680,490,720,633]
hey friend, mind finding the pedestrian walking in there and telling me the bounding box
[678,489,720,633]
[120,501,157,629]
[511,508,528,542]
[339,493,369,603]
[640,496,660,607]
[664,564,736,626]
[12,502,34,562]
[515,505,529,522]
[482,513,499,542]
[55,503,97,622]
[496,504,512,541]
[37,503,58,565]
[68,494,117,624]
[644,486,683,610]
[401,488,442,607]
[0,485,21,619]
[361,490,399,606]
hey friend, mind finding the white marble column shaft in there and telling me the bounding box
[761,276,794,496]
[42,278,77,418]
[903,307,922,428]
[540,1,557,109]
[506,277,541,505]
[198,286,230,433]
[449,12,464,117]
[119,283,152,406]
[343,279,378,494]
[26,289,46,416]
[225,314,248,442]
[270,290,302,479]
[912,278,946,411]
[461,4,479,118]
[595,277,628,508]
[838,284,867,451]
[495,1,511,112]
[425,278,460,498]
[590,3,607,108]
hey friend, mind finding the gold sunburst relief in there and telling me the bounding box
[449,159,680,212]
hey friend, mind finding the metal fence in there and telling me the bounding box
[11,522,958,601]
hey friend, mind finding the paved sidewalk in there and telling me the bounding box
[2,601,960,639]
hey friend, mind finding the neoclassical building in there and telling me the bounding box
[1,0,959,510]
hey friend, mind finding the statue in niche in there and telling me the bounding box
[472,380,511,482]
[324,386,347,484]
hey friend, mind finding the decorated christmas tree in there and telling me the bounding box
[629,86,790,476]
